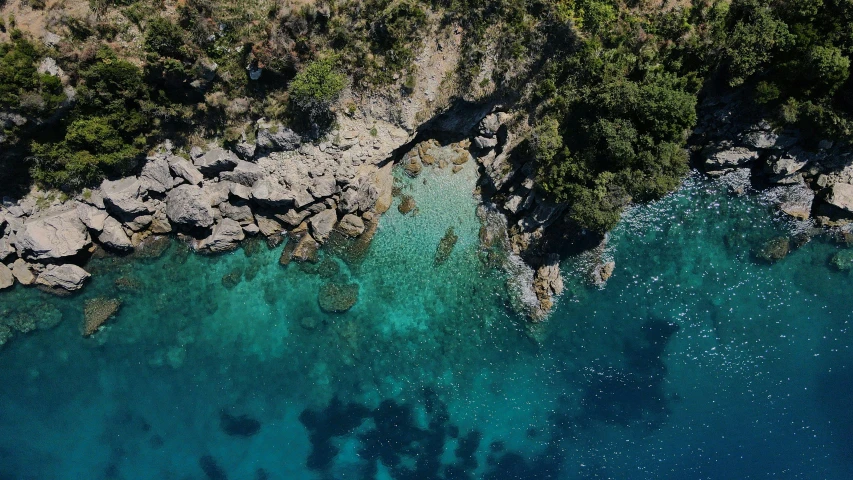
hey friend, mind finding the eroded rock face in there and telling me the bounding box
[337,214,365,237]
[75,202,109,232]
[101,177,149,216]
[0,264,13,290]
[825,183,853,213]
[220,161,263,187]
[310,209,338,242]
[531,254,564,321]
[98,216,133,251]
[194,147,239,176]
[10,259,35,285]
[256,123,301,153]
[168,156,204,186]
[198,219,245,252]
[165,185,215,229]
[704,147,759,170]
[140,157,176,194]
[36,264,90,291]
[16,208,90,260]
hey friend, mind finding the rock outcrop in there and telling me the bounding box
[198,219,245,252]
[15,208,90,260]
[36,264,90,291]
[165,185,215,228]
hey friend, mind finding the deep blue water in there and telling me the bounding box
[1,164,852,479]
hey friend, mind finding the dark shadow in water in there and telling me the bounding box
[578,319,680,428]
[299,388,487,479]
[299,320,680,479]
[814,362,853,463]
[199,454,228,480]
[219,411,261,437]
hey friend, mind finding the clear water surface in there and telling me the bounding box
[1,161,852,479]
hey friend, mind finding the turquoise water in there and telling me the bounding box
[1,164,853,479]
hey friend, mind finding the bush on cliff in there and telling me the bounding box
[288,56,346,125]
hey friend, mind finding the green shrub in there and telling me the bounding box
[288,56,347,120]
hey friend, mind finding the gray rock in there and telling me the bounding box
[824,183,853,213]
[251,178,294,207]
[255,214,284,237]
[101,177,149,216]
[124,214,153,232]
[704,147,759,169]
[309,209,337,242]
[309,175,337,199]
[0,263,13,290]
[474,136,499,150]
[243,223,260,235]
[0,237,15,261]
[219,161,263,187]
[75,202,109,232]
[168,156,204,185]
[220,200,254,226]
[292,187,315,209]
[190,146,205,160]
[36,264,90,291]
[229,182,253,201]
[98,216,133,251]
[275,209,311,228]
[234,142,256,160]
[194,147,239,176]
[768,150,810,177]
[140,157,175,194]
[504,194,525,214]
[339,188,359,213]
[16,208,91,260]
[337,214,365,237]
[778,184,815,220]
[11,259,35,285]
[256,124,301,152]
[479,112,509,138]
[203,181,231,206]
[742,130,779,149]
[198,218,245,252]
[150,208,172,234]
[165,184,215,228]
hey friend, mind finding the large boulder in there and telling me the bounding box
[308,175,337,199]
[198,219,245,252]
[251,178,294,207]
[309,209,337,242]
[0,263,13,290]
[337,214,365,237]
[291,234,319,263]
[168,155,204,185]
[704,147,759,170]
[36,264,90,291]
[101,177,149,216]
[824,182,853,213]
[98,216,133,251]
[0,236,16,261]
[219,161,263,187]
[256,124,301,152]
[220,200,255,226]
[140,157,176,194]
[75,202,109,232]
[165,184,215,228]
[16,209,90,260]
[10,259,35,285]
[194,147,239,176]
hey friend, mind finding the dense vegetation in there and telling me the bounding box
[0,0,851,233]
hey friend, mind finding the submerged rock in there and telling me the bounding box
[398,195,417,215]
[292,234,319,263]
[318,282,359,313]
[219,411,261,437]
[830,250,853,271]
[756,237,790,263]
[83,297,121,336]
[434,227,459,265]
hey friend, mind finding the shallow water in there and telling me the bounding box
[1,164,853,480]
